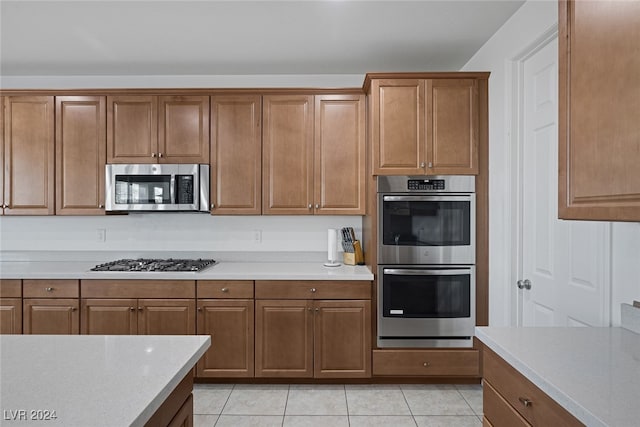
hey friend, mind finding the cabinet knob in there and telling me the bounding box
[98,204,104,209]
[307,307,312,312]
[45,287,54,292]
[137,307,143,311]
[151,153,157,158]
[428,162,433,168]
[310,288,316,293]
[420,162,426,168]
[315,308,319,312]
[423,362,430,367]
[308,204,312,209]
[210,203,215,209]
[130,307,135,311]
[158,153,163,158]
[518,397,532,407]
[197,307,203,312]
[221,287,229,292]
[71,307,77,312]
[315,204,319,209]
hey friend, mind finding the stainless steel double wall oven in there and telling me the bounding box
[377,176,476,348]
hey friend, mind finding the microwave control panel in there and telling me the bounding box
[176,175,194,204]
[407,179,445,191]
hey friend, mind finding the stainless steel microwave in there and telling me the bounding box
[105,164,210,212]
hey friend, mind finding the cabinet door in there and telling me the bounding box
[0,298,22,334]
[210,95,262,214]
[23,299,79,334]
[107,96,157,163]
[314,95,365,215]
[313,300,371,378]
[255,299,313,377]
[55,96,106,215]
[559,0,640,220]
[371,79,425,175]
[138,299,195,335]
[196,299,254,378]
[3,96,55,214]
[158,95,209,163]
[262,95,314,214]
[0,96,4,213]
[427,79,478,175]
[81,298,137,334]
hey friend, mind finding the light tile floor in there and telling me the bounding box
[193,383,483,427]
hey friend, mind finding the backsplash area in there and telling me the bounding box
[0,215,362,254]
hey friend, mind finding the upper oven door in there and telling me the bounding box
[105,164,200,211]
[378,194,475,264]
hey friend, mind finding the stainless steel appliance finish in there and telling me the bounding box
[377,176,475,265]
[105,164,210,212]
[91,258,216,272]
[377,265,475,348]
[376,176,476,348]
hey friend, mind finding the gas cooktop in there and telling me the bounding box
[91,258,217,272]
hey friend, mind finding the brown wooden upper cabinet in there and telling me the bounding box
[56,96,106,215]
[107,95,209,164]
[559,0,640,221]
[210,95,262,214]
[3,96,55,215]
[370,78,478,175]
[263,94,365,215]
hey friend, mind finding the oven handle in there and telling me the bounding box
[382,195,472,202]
[383,268,471,276]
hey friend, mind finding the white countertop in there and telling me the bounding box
[0,335,210,426]
[476,326,640,427]
[0,260,373,281]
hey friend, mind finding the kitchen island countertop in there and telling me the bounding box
[476,326,640,427]
[0,334,210,426]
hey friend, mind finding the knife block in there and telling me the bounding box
[343,241,364,265]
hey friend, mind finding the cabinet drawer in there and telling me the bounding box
[483,347,583,426]
[373,349,479,376]
[197,281,253,299]
[23,280,79,298]
[255,281,371,300]
[483,380,530,427]
[0,280,21,298]
[81,280,195,298]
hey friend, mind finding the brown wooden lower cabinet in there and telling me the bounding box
[372,349,480,377]
[482,346,583,427]
[255,299,371,378]
[144,373,194,427]
[0,298,22,334]
[0,279,22,334]
[196,299,254,378]
[23,299,79,334]
[81,298,195,335]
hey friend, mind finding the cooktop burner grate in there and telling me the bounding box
[91,258,216,272]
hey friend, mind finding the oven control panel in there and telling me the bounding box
[407,179,445,191]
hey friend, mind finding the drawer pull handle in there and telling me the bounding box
[423,362,430,367]
[221,287,229,292]
[310,288,317,293]
[518,397,532,407]
[45,287,54,292]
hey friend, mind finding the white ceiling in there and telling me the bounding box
[0,0,525,76]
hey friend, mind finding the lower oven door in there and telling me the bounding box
[377,265,475,348]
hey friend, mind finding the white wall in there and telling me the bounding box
[462,0,640,326]
[0,214,362,255]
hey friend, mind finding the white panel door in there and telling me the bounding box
[520,38,609,327]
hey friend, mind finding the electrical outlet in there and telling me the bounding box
[253,230,262,243]
[97,229,106,242]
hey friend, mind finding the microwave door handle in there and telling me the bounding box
[383,269,471,276]
[170,175,176,205]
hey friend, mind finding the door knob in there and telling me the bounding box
[517,280,524,289]
[523,279,532,290]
